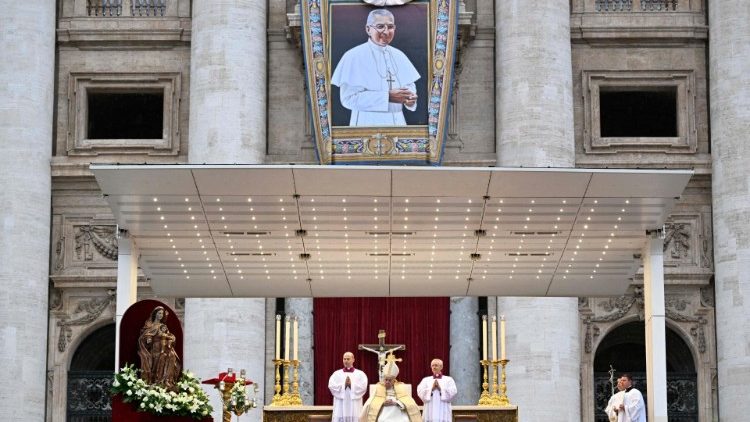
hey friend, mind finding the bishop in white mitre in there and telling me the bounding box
[416,359,457,422]
[331,9,420,126]
[330,352,369,422]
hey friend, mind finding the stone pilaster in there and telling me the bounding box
[449,297,480,405]
[286,298,314,404]
[495,1,580,420]
[709,2,750,421]
[184,2,268,421]
[0,1,54,420]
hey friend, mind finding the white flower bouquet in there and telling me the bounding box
[111,364,213,419]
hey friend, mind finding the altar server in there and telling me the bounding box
[417,359,457,422]
[330,352,369,422]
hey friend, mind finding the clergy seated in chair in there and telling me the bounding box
[360,356,421,422]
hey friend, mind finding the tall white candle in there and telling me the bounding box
[500,315,506,360]
[482,315,487,360]
[492,315,497,361]
[275,314,281,360]
[293,317,299,361]
[284,315,291,361]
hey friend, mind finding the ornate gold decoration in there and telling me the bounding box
[478,359,512,406]
[270,359,303,406]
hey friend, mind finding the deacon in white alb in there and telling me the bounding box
[329,352,369,422]
[608,374,647,422]
[416,359,457,422]
[604,376,626,422]
[331,8,420,126]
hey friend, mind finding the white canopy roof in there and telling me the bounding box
[91,165,692,298]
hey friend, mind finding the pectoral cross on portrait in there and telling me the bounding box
[358,329,406,382]
[386,71,395,90]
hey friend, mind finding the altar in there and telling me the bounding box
[262,405,518,422]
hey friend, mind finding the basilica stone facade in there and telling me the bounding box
[1,0,748,421]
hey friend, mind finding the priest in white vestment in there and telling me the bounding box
[360,355,422,422]
[604,376,626,422]
[417,359,457,422]
[606,374,647,422]
[331,8,420,126]
[330,352,369,422]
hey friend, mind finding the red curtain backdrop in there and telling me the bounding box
[313,297,450,405]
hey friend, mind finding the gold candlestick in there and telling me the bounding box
[282,359,292,402]
[497,359,511,406]
[491,359,500,402]
[478,359,493,405]
[219,382,233,422]
[287,359,303,406]
[270,359,286,406]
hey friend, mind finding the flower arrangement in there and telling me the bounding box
[225,375,259,415]
[112,364,213,419]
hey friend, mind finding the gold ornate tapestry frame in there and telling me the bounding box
[301,0,458,165]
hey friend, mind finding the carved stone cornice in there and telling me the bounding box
[665,297,708,354]
[56,291,116,352]
[581,289,644,353]
[75,225,118,261]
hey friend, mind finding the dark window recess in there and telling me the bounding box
[87,92,164,139]
[599,88,677,137]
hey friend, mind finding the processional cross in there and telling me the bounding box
[608,364,617,396]
[358,329,406,382]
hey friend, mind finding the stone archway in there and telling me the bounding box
[593,321,698,422]
[67,324,115,421]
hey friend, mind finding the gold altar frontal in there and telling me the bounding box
[263,405,518,422]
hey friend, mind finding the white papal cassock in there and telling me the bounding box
[604,388,646,422]
[416,375,457,422]
[329,368,369,422]
[331,39,420,126]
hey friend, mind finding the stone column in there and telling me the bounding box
[184,2,268,421]
[0,1,55,420]
[709,2,750,421]
[449,297,480,405]
[495,1,580,420]
[286,298,314,404]
[188,0,267,163]
[495,0,574,167]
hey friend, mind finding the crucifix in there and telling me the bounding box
[358,330,406,382]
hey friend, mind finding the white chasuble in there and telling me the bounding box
[329,368,369,422]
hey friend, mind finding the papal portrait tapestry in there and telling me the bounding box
[302,0,459,165]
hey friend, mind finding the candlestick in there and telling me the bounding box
[491,315,497,361]
[293,317,299,361]
[500,315,506,360]
[275,315,281,360]
[482,315,487,361]
[284,315,291,361]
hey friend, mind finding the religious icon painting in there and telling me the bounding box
[301,0,459,165]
